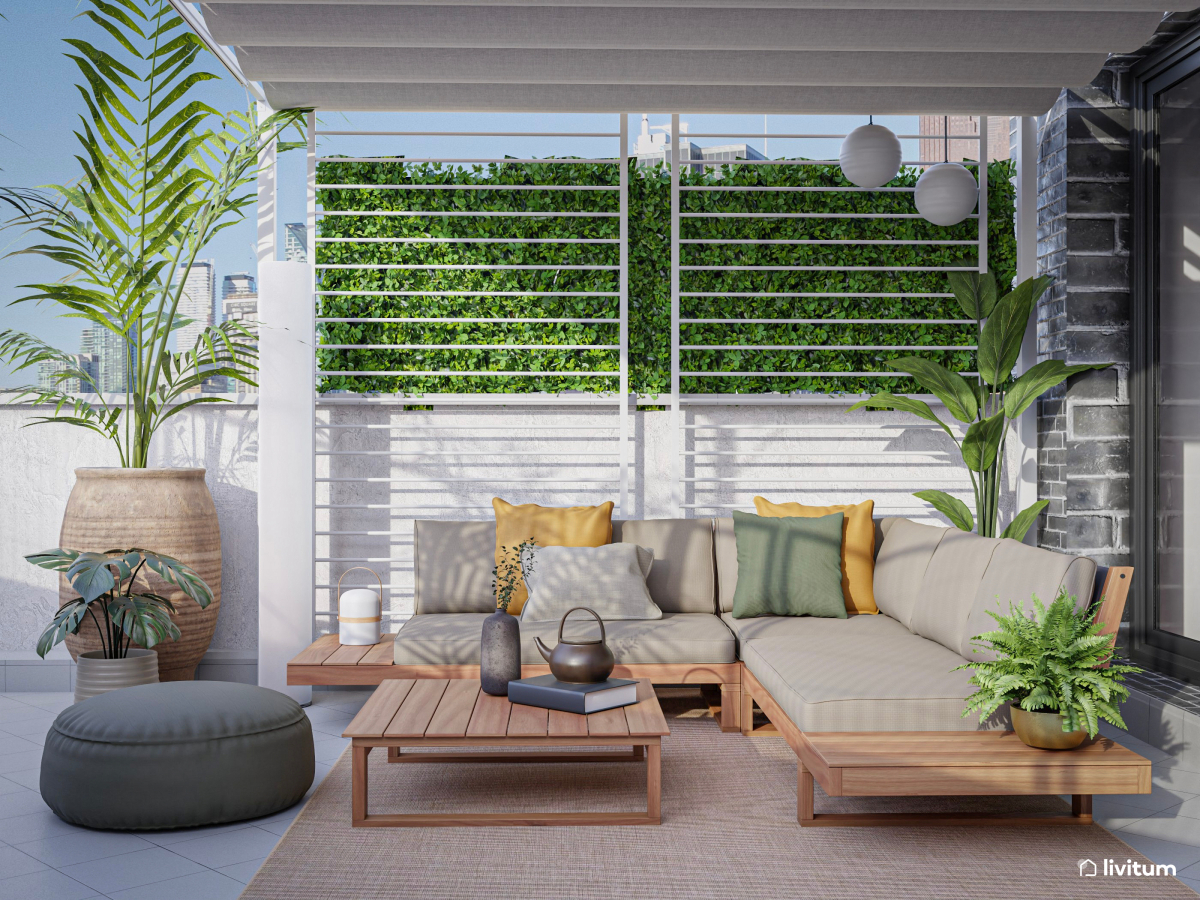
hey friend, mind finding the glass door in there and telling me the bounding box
[1132,31,1200,680]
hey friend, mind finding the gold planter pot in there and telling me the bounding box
[1010,706,1087,750]
[59,468,221,682]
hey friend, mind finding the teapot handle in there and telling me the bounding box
[558,606,606,644]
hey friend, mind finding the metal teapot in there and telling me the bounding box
[534,607,615,684]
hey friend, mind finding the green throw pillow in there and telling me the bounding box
[730,510,847,619]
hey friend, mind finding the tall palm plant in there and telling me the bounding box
[0,0,303,467]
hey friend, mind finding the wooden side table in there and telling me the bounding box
[796,730,1151,826]
[343,677,669,826]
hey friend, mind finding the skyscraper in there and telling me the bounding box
[36,355,87,393]
[222,272,256,300]
[284,223,307,262]
[174,259,216,353]
[79,325,129,393]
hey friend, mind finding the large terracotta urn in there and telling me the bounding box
[58,468,221,681]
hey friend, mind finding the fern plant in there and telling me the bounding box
[958,588,1140,738]
[0,0,303,467]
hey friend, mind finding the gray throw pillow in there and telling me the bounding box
[520,544,660,623]
[730,510,847,619]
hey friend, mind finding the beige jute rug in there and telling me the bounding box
[243,695,1193,900]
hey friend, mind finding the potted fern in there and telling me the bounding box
[958,589,1140,749]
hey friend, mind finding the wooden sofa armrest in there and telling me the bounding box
[1092,566,1133,658]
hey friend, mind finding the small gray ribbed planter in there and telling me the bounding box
[74,649,159,703]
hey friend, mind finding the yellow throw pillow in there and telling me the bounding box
[752,497,878,615]
[491,498,614,615]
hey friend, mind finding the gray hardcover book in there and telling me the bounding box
[507,675,638,714]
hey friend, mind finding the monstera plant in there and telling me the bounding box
[851,273,1108,540]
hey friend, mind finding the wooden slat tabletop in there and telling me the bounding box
[806,731,1149,768]
[344,677,670,740]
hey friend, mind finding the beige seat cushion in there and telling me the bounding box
[614,518,716,614]
[871,517,948,629]
[961,541,1098,661]
[740,616,1003,732]
[413,521,497,614]
[394,612,737,666]
[909,529,1002,653]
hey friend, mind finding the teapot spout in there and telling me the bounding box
[533,636,553,663]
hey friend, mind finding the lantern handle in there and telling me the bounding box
[337,566,383,618]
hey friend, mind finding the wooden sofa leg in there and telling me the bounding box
[719,683,741,733]
[740,685,755,736]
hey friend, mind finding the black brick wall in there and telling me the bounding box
[1035,70,1131,566]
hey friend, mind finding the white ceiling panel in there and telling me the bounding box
[195,1,1171,113]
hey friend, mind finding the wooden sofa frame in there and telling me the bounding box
[287,567,1134,740]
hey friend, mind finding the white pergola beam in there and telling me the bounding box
[238,47,1112,89]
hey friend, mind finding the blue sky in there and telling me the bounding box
[0,2,920,388]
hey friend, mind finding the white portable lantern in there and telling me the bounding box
[337,567,382,646]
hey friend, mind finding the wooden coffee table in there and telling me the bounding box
[342,677,669,827]
[796,730,1151,827]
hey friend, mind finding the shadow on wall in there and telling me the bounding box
[0,575,59,654]
[153,405,261,653]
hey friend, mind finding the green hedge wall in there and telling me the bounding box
[316,157,1015,396]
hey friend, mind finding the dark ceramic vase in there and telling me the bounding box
[480,610,521,695]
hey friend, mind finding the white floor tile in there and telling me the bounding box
[15,830,155,867]
[1102,723,1175,764]
[1157,764,1200,795]
[256,816,295,837]
[1104,781,1197,814]
[58,846,204,894]
[0,790,50,820]
[308,714,355,738]
[139,822,256,847]
[0,706,53,726]
[0,749,43,774]
[1122,809,1200,848]
[1114,830,1200,871]
[0,810,84,845]
[216,857,266,884]
[3,695,73,714]
[0,716,56,738]
[2,767,43,791]
[0,777,29,796]
[0,734,43,756]
[0,844,49,878]
[167,825,281,869]
[0,868,98,900]
[106,868,246,900]
[1093,799,1157,832]
[312,735,350,764]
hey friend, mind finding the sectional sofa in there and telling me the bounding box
[389,516,1131,740]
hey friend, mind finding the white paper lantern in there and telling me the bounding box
[337,568,382,646]
[839,123,902,189]
[914,163,979,226]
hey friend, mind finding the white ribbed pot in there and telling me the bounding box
[74,649,159,703]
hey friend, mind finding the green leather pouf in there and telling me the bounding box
[41,681,315,830]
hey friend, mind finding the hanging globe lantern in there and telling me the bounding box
[914,162,979,226]
[839,122,902,189]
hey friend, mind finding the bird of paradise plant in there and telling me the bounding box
[0,0,303,467]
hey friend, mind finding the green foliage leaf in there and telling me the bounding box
[913,489,974,532]
[999,500,1050,541]
[64,551,117,603]
[1004,360,1110,420]
[960,411,1006,472]
[886,356,978,423]
[847,392,953,436]
[977,276,1052,386]
[948,270,998,320]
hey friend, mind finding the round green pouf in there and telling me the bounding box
[41,681,315,830]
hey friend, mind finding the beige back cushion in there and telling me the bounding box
[872,518,949,629]
[714,517,738,613]
[614,518,716,614]
[961,541,1098,661]
[413,520,498,614]
[909,529,1002,653]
